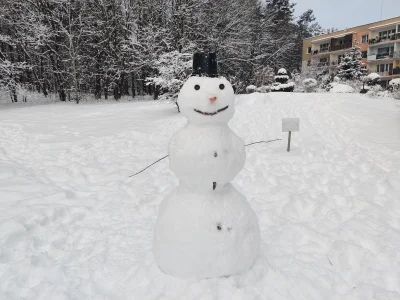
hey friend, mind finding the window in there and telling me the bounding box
[320,43,330,52]
[376,46,394,59]
[378,47,389,55]
[398,24,400,33]
[379,29,396,39]
[362,51,368,58]
[362,35,368,43]
[307,47,312,54]
[377,63,393,74]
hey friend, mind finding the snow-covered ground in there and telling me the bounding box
[1,93,400,300]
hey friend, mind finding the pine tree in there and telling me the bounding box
[291,9,323,71]
[337,45,366,80]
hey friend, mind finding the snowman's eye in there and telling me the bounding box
[219,84,225,90]
[194,85,200,91]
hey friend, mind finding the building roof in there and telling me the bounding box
[304,16,400,41]
[369,21,400,30]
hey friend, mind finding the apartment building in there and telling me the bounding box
[302,16,400,87]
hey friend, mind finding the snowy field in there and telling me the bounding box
[1,93,400,300]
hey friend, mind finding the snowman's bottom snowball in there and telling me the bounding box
[153,183,260,279]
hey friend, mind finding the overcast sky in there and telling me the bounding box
[293,0,400,30]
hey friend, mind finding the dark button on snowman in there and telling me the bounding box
[153,53,260,279]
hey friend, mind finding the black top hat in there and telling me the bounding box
[192,53,218,77]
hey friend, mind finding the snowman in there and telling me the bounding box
[153,53,260,279]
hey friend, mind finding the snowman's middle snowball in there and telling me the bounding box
[169,122,246,192]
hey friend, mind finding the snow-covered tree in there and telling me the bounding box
[271,68,294,92]
[146,49,192,110]
[253,65,275,87]
[274,68,290,83]
[0,0,325,101]
[337,46,366,80]
[291,9,324,71]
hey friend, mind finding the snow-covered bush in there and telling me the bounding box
[275,68,290,84]
[319,74,335,91]
[299,59,330,91]
[365,85,388,98]
[389,78,400,99]
[246,85,257,94]
[271,82,295,92]
[303,78,318,93]
[256,85,271,93]
[271,68,295,92]
[365,73,381,86]
[329,83,355,93]
[360,73,381,94]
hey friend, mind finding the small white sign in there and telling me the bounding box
[282,118,300,132]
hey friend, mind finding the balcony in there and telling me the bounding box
[330,43,353,52]
[369,33,400,45]
[312,48,330,55]
[368,53,399,61]
[376,69,400,77]
[311,43,352,55]
[311,60,340,68]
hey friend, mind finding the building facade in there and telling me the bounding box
[302,16,400,87]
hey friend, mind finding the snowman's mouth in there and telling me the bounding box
[194,106,229,116]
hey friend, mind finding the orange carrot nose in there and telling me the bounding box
[210,96,217,102]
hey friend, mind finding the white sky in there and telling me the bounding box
[293,0,400,30]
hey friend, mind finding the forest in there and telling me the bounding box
[0,0,326,103]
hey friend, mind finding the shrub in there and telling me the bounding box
[275,68,289,84]
[389,78,400,99]
[271,82,295,92]
[256,85,271,93]
[365,73,381,86]
[366,85,384,98]
[329,83,355,93]
[303,78,318,93]
[271,68,295,92]
[246,85,257,94]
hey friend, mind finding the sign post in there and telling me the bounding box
[282,118,300,152]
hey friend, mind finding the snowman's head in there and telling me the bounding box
[178,77,235,124]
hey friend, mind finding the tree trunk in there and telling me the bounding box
[10,87,17,103]
[123,73,129,95]
[114,86,121,100]
[154,85,160,100]
[95,75,102,99]
[131,73,136,99]
[59,90,66,101]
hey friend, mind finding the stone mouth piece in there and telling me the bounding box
[194,106,229,116]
